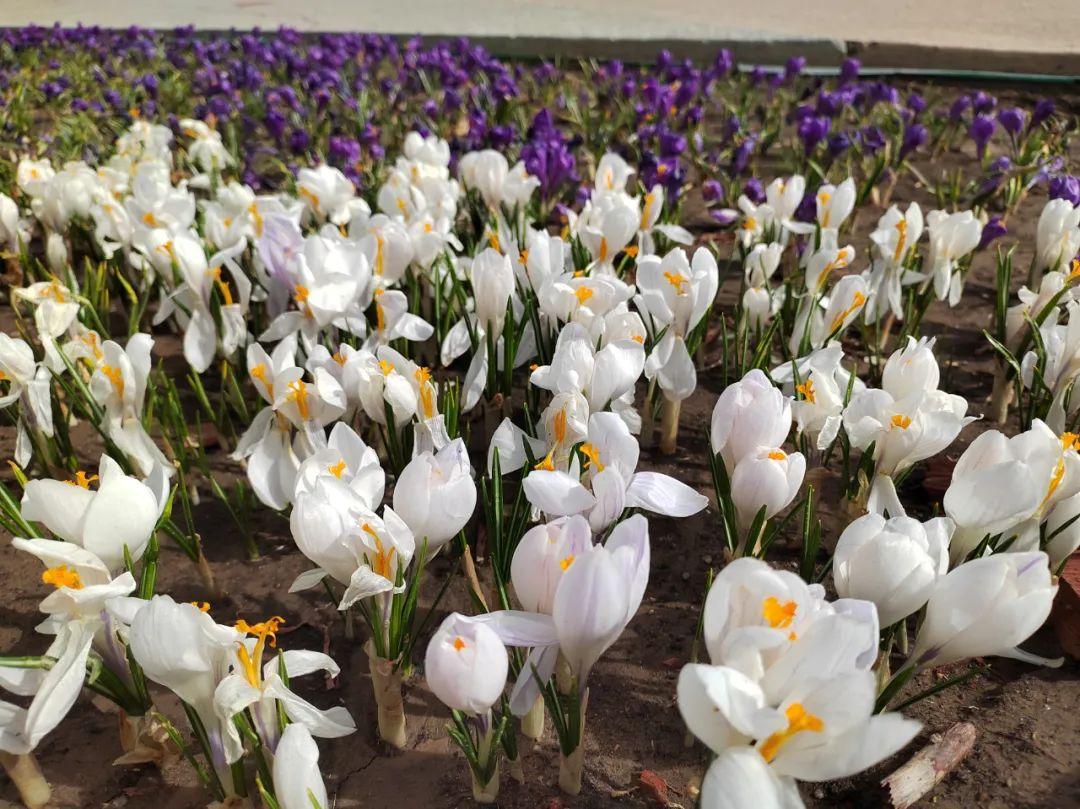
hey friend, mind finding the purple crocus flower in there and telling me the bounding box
[997,107,1027,136]
[1030,98,1055,129]
[971,91,996,114]
[907,93,926,115]
[949,95,971,122]
[827,132,852,157]
[743,177,765,204]
[701,178,724,202]
[797,115,830,154]
[784,56,806,82]
[977,215,1007,250]
[1049,175,1080,206]
[839,57,860,84]
[898,123,928,160]
[970,114,996,159]
[730,136,756,175]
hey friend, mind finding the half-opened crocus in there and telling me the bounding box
[510,516,593,614]
[925,209,982,305]
[710,369,792,472]
[425,612,512,801]
[392,438,477,550]
[729,447,805,533]
[911,552,1058,668]
[20,454,163,572]
[943,420,1080,561]
[271,724,329,809]
[833,513,952,626]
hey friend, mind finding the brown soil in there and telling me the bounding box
[2,79,1080,809]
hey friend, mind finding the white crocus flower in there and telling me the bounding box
[864,203,925,323]
[510,516,593,614]
[529,322,646,430]
[794,273,868,352]
[425,613,509,716]
[729,447,806,530]
[697,747,804,809]
[943,420,1080,562]
[638,246,719,402]
[924,209,982,305]
[459,150,538,210]
[293,422,384,508]
[354,213,414,285]
[833,513,952,626]
[213,619,355,757]
[0,333,54,466]
[771,343,861,450]
[742,242,784,329]
[710,369,792,472]
[1034,198,1080,278]
[128,596,244,778]
[392,438,477,550]
[578,191,639,273]
[296,164,356,226]
[12,279,81,354]
[89,334,172,477]
[636,183,693,256]
[594,152,634,196]
[272,724,329,809]
[911,552,1058,668]
[523,412,707,531]
[0,540,135,755]
[20,455,163,572]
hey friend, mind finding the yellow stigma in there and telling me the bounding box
[101,364,125,398]
[818,192,832,228]
[250,363,273,398]
[395,197,407,214]
[598,237,609,262]
[534,451,556,472]
[379,359,394,376]
[190,601,211,612]
[891,414,912,430]
[580,442,605,472]
[248,202,264,237]
[141,211,160,228]
[762,596,797,629]
[416,367,435,419]
[575,286,595,305]
[452,636,466,651]
[640,192,655,229]
[488,231,501,252]
[893,219,909,264]
[759,702,825,762]
[209,267,233,306]
[65,470,99,489]
[664,271,689,295]
[553,407,568,445]
[828,291,867,334]
[795,379,816,404]
[767,450,787,461]
[519,249,529,266]
[294,284,310,304]
[1041,457,1066,511]
[299,187,320,211]
[286,380,311,421]
[1062,432,1080,452]
[362,523,397,580]
[741,217,757,232]
[42,565,82,590]
[1069,258,1080,281]
[559,554,575,571]
[43,280,67,302]
[234,616,285,688]
[328,459,347,478]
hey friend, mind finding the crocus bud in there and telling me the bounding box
[21,454,161,572]
[425,613,508,714]
[911,552,1057,668]
[470,248,514,340]
[510,515,593,614]
[833,513,951,626]
[392,438,477,550]
[729,447,805,528]
[272,724,328,809]
[710,369,791,471]
[881,336,940,399]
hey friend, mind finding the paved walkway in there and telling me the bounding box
[3,0,1079,75]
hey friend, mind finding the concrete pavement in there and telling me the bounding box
[2,0,1078,76]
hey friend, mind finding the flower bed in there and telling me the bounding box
[0,25,1077,809]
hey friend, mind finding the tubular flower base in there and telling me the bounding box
[659,397,682,455]
[471,759,501,803]
[0,752,50,809]
[365,640,407,749]
[558,741,586,796]
[521,696,545,741]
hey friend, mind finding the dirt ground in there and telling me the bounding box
[2,79,1080,808]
